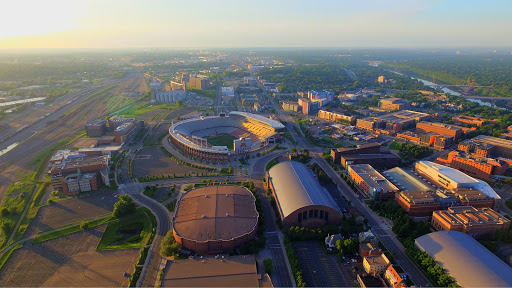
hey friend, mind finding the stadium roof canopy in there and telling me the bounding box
[228,111,285,130]
[415,231,512,287]
[267,161,341,219]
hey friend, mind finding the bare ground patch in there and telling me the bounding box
[0,225,139,287]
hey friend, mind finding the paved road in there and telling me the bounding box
[313,155,433,287]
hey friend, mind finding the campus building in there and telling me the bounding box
[466,135,512,159]
[452,115,496,126]
[436,151,510,182]
[114,120,144,145]
[298,98,320,115]
[356,110,430,133]
[415,231,512,287]
[331,143,381,164]
[347,164,399,201]
[171,185,258,255]
[188,74,212,90]
[282,101,300,113]
[384,266,406,288]
[317,110,356,123]
[85,120,107,137]
[308,90,335,103]
[266,161,343,228]
[414,161,501,209]
[397,131,453,150]
[340,154,400,170]
[359,243,382,258]
[379,98,409,111]
[47,150,110,195]
[431,206,510,238]
[415,121,464,140]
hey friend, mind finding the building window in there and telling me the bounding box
[309,210,313,218]
[320,210,324,219]
[298,213,302,222]
[325,211,329,221]
[303,211,307,220]
[314,210,318,218]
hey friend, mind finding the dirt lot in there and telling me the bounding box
[25,193,117,237]
[133,146,207,179]
[68,138,98,149]
[0,225,139,287]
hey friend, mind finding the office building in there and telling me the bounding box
[416,121,464,140]
[308,90,335,102]
[431,206,510,237]
[363,254,390,276]
[298,98,320,115]
[466,135,512,159]
[108,116,131,130]
[415,231,512,287]
[114,120,144,145]
[436,151,510,182]
[85,120,107,137]
[347,164,399,201]
[266,161,343,228]
[47,150,110,195]
[154,90,187,103]
[414,161,501,209]
[357,275,387,288]
[188,74,212,90]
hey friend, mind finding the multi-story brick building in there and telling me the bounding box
[395,190,441,216]
[47,150,110,195]
[359,243,382,258]
[331,143,381,164]
[416,121,464,140]
[436,151,510,182]
[431,206,510,238]
[188,74,212,90]
[85,120,107,137]
[363,254,390,276]
[379,97,409,111]
[469,135,512,159]
[347,164,400,201]
[356,110,430,133]
[317,110,356,124]
[298,98,320,115]
[114,120,144,144]
[282,101,300,113]
[452,115,497,126]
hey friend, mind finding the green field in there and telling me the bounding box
[96,209,152,250]
[207,134,236,150]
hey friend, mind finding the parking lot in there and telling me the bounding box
[133,146,207,179]
[292,241,354,287]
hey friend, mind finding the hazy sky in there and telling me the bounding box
[1,0,511,49]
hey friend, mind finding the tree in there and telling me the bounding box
[176,100,184,107]
[0,208,9,216]
[80,222,89,230]
[160,230,180,257]
[113,195,136,218]
[290,147,297,153]
[263,258,274,274]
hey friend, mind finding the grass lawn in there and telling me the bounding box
[32,216,113,244]
[384,252,397,264]
[389,141,401,150]
[207,134,236,150]
[96,209,152,250]
[265,158,279,171]
[506,198,512,210]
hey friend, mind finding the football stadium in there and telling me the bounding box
[169,111,285,161]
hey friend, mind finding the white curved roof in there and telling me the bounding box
[228,111,285,130]
[267,161,341,219]
[415,231,512,287]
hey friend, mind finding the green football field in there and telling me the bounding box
[207,134,236,150]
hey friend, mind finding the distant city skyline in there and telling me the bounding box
[1,0,511,49]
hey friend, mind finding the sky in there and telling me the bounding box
[0,0,511,49]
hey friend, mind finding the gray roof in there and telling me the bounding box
[415,231,512,287]
[267,161,341,219]
[228,111,285,129]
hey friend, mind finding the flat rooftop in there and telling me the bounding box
[399,190,436,205]
[434,206,509,226]
[364,254,389,266]
[349,164,399,192]
[473,135,512,149]
[161,255,272,287]
[173,185,258,242]
[383,167,432,192]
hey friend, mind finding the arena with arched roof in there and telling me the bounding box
[266,161,343,228]
[172,185,259,254]
[169,112,284,161]
[415,231,512,287]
